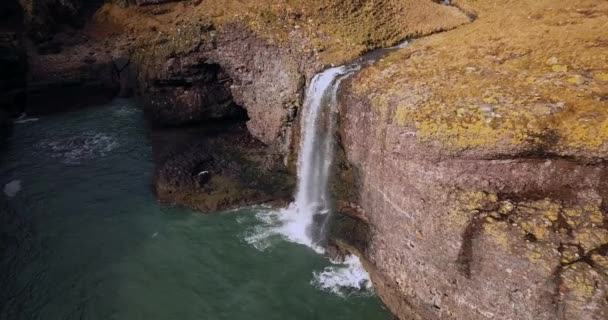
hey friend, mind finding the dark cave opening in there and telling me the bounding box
[143,62,249,128]
[0,0,24,31]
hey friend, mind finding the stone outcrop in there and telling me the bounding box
[151,123,294,212]
[333,0,608,319]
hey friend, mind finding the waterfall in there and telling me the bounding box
[278,65,358,251]
[243,41,409,295]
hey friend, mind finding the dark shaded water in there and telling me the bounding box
[0,100,390,320]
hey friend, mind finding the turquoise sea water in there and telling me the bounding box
[0,100,390,320]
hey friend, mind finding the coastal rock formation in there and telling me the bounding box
[92,0,468,213]
[96,0,469,151]
[334,0,608,319]
[5,0,605,318]
[0,32,27,117]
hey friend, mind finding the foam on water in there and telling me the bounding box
[4,180,21,197]
[37,132,119,164]
[14,117,40,124]
[240,209,375,296]
[113,105,139,117]
[311,255,373,297]
[14,113,40,124]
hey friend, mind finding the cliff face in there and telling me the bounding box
[336,0,608,319]
[92,0,469,213]
[95,0,469,152]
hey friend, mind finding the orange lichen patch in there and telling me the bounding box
[94,0,469,66]
[353,0,608,159]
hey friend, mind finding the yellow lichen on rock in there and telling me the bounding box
[562,263,599,298]
[449,190,608,270]
[352,0,608,159]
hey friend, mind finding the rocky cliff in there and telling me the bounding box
[92,0,468,212]
[334,0,608,319]
[5,0,606,318]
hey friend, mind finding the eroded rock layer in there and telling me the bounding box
[335,0,608,319]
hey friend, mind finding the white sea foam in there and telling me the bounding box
[241,210,375,296]
[14,113,40,124]
[37,132,119,164]
[14,117,39,124]
[3,180,21,197]
[311,255,374,297]
[113,105,139,117]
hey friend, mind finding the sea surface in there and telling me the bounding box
[0,100,390,320]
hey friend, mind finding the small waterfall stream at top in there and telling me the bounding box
[278,65,359,251]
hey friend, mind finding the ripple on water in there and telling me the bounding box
[36,132,120,164]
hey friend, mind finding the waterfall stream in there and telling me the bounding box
[245,41,409,295]
[279,65,358,250]
[280,41,409,251]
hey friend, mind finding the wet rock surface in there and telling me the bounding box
[151,123,294,213]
